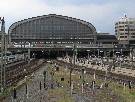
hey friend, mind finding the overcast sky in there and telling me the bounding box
[0,0,135,34]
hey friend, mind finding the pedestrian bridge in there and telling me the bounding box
[7,43,129,52]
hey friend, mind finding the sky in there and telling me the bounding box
[0,0,135,34]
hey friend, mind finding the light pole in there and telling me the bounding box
[87,50,91,65]
[69,38,76,87]
[120,49,123,69]
[0,17,6,92]
[97,49,99,59]
[28,48,30,63]
[99,50,104,68]
[81,68,85,93]
[87,50,90,61]
[13,87,17,101]
[51,65,54,89]
[25,75,28,99]
[130,47,134,70]
[104,50,110,85]
[23,68,28,100]
[43,71,47,88]
[112,45,117,71]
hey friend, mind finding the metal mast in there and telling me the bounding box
[0,17,6,92]
[69,36,76,87]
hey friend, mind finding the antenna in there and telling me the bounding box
[124,13,127,18]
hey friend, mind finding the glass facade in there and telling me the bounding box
[9,14,96,40]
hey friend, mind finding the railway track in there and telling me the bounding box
[0,59,46,101]
[0,59,46,88]
[54,60,135,86]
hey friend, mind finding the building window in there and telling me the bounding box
[132,33,135,35]
[120,36,124,38]
[119,25,124,27]
[119,29,124,31]
[125,29,129,31]
[131,36,135,38]
[130,22,133,24]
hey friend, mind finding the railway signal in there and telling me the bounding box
[81,68,85,81]
[25,76,29,99]
[13,88,17,99]
[61,77,64,81]
[93,71,96,80]
[40,81,42,90]
[92,81,95,90]
[25,83,27,95]
[128,81,132,89]
[43,71,46,80]
[51,65,55,89]
[43,71,46,88]
[123,83,126,91]
[56,66,59,71]
[44,82,46,89]
[71,82,73,95]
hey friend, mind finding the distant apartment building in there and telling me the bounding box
[115,15,135,45]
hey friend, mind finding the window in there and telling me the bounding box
[132,33,135,35]
[119,25,124,27]
[120,33,124,35]
[119,29,124,31]
[120,36,124,38]
[131,36,135,38]
[129,22,133,24]
[125,29,129,31]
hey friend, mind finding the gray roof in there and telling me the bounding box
[8,14,97,34]
[97,35,117,40]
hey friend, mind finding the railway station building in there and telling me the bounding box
[8,14,117,48]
